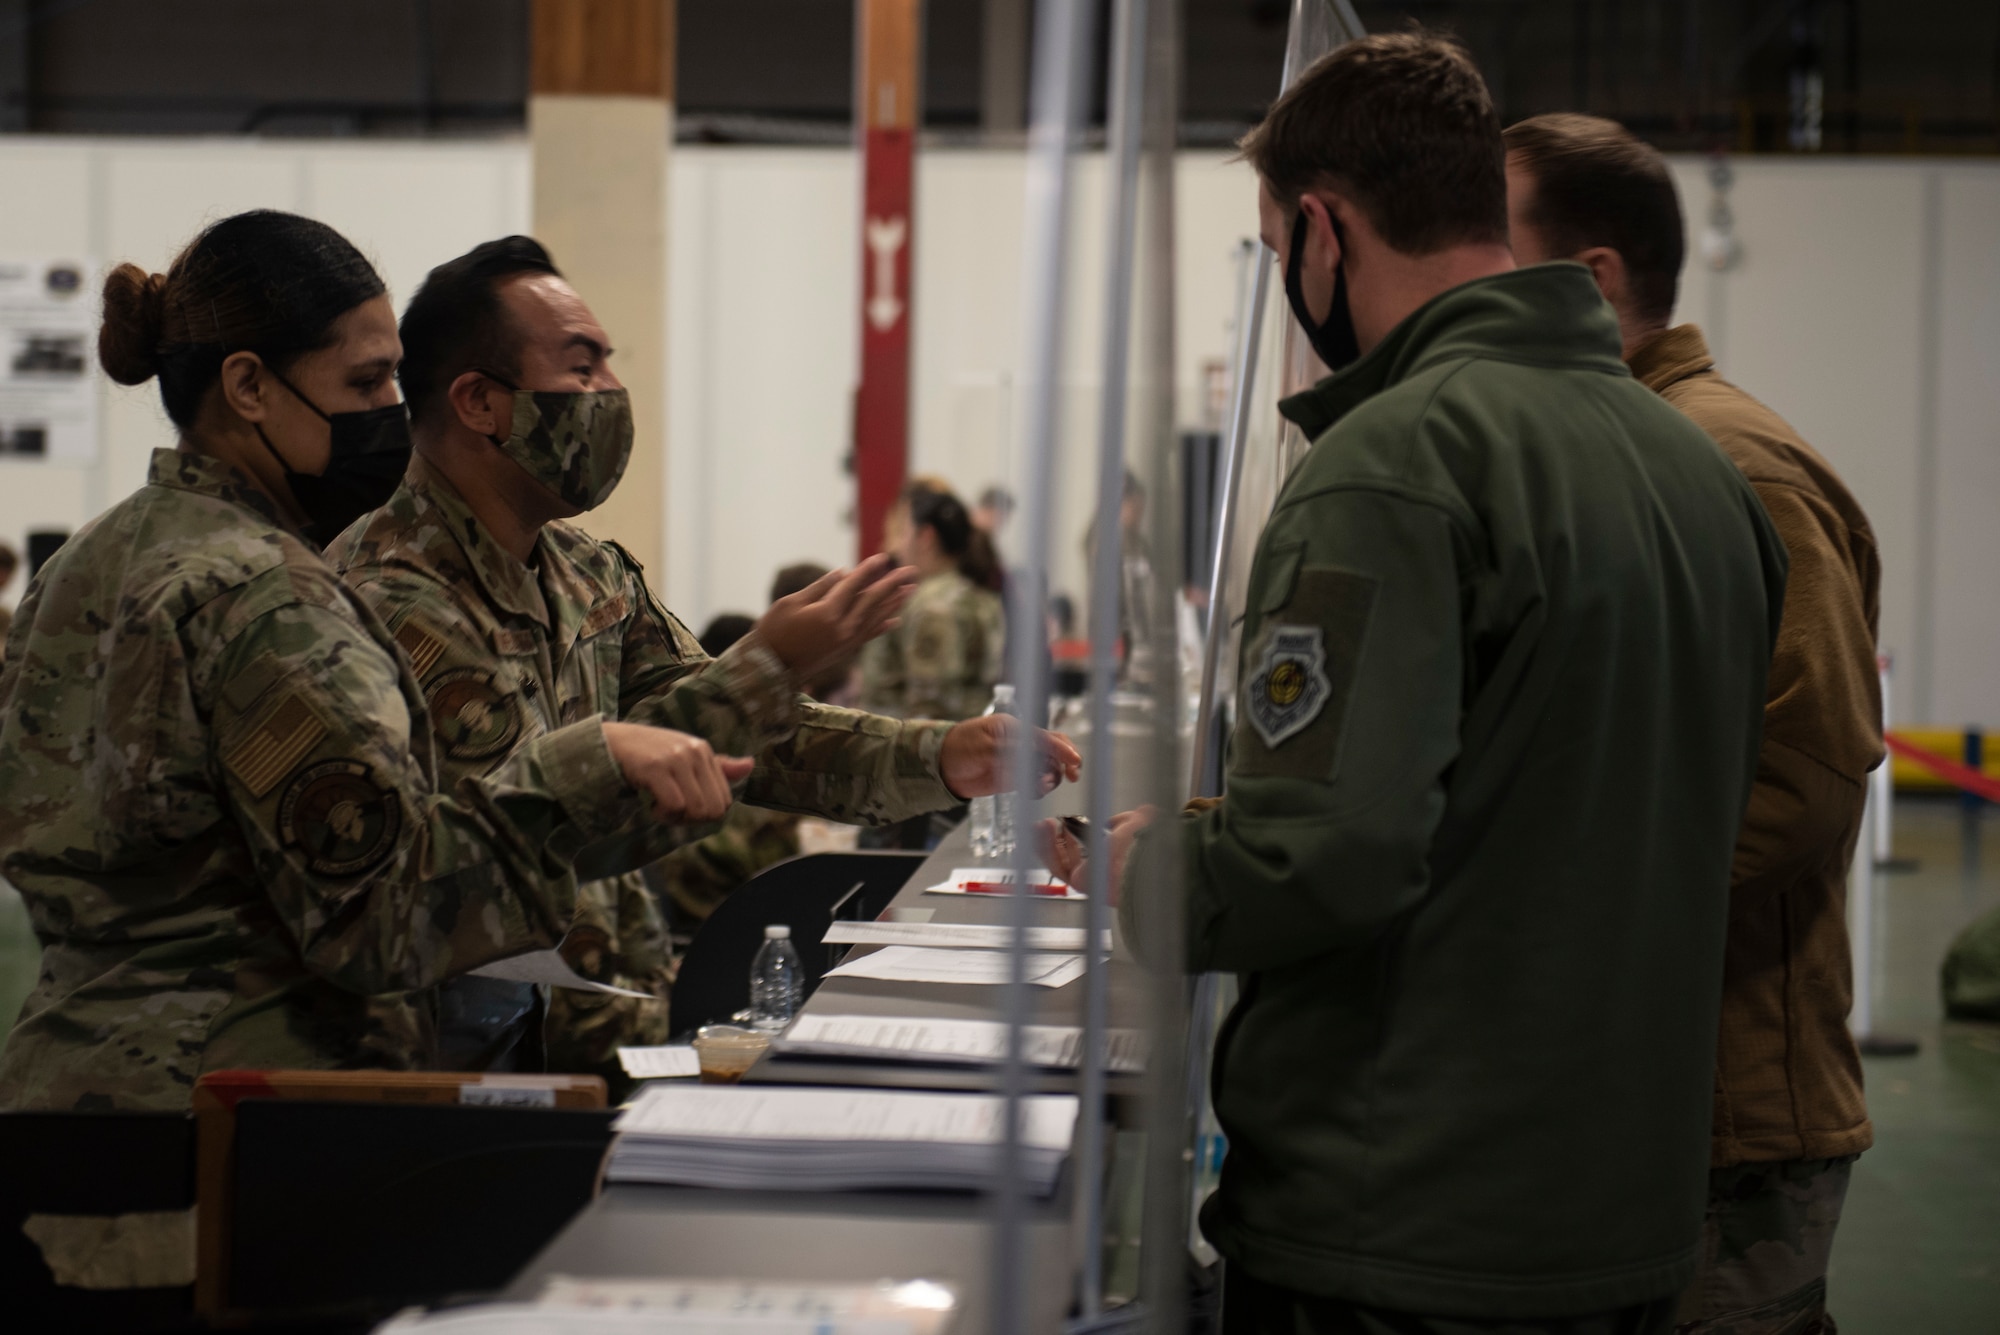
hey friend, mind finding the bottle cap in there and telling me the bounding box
[764,924,790,940]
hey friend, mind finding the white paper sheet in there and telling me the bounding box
[617,1045,701,1079]
[822,920,1107,951]
[471,949,652,998]
[823,944,1086,989]
[613,1084,1078,1152]
[779,1013,1147,1072]
[375,1278,959,1335]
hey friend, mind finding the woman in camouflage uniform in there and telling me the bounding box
[0,212,736,1111]
[859,485,1006,723]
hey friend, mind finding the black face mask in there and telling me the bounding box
[255,368,413,546]
[1285,206,1362,372]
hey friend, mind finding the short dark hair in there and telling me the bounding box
[1239,30,1506,255]
[1503,113,1684,326]
[770,562,828,604]
[99,210,384,429]
[398,236,560,428]
[697,612,755,659]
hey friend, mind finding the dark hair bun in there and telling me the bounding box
[99,262,167,385]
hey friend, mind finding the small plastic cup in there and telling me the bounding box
[692,1024,770,1084]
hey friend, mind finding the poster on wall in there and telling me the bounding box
[0,258,98,465]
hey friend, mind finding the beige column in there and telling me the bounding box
[529,0,675,569]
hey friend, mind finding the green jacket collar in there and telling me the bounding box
[1278,263,1628,438]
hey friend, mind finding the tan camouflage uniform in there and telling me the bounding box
[0,450,650,1112]
[328,458,956,1082]
[655,805,803,935]
[858,568,1005,722]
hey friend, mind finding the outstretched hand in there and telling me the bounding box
[1036,805,1156,905]
[755,553,917,685]
[939,714,1082,801]
[602,722,753,823]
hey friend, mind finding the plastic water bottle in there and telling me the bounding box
[748,924,802,1031]
[968,683,1018,862]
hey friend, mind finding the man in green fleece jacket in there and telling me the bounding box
[1050,33,1788,1335]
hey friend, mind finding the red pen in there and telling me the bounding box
[961,879,1072,896]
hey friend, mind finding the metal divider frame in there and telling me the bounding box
[1076,0,1152,1321]
[993,4,1098,1335]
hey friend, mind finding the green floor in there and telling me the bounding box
[1831,796,2000,1333]
[0,800,1996,1327]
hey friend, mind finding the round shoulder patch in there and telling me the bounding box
[278,760,402,878]
[425,666,522,761]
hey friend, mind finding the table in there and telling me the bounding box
[745,821,1147,1095]
[510,714,1165,1334]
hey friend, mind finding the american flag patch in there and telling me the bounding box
[395,618,447,680]
[223,692,329,798]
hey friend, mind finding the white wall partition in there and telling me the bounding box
[0,135,1992,725]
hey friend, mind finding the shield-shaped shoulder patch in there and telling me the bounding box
[1245,624,1332,749]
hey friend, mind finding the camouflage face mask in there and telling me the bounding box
[480,374,634,511]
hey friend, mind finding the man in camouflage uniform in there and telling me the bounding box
[330,238,1074,1085]
[859,485,1006,722]
[652,566,850,942]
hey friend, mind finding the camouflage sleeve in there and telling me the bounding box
[211,599,647,996]
[543,871,672,1095]
[610,550,955,826]
[741,702,955,825]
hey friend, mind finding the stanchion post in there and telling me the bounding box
[1873,654,1894,865]
[1965,727,1986,813]
[1851,723,1920,1057]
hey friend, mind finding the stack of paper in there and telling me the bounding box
[823,945,1085,988]
[821,920,1109,952]
[605,1085,1078,1196]
[375,1278,959,1335]
[778,1014,1148,1073]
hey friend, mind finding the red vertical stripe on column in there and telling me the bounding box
[855,123,914,559]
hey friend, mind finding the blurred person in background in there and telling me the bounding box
[1083,469,1158,687]
[656,563,863,943]
[1050,34,1786,1335]
[972,484,1013,537]
[697,612,755,660]
[1507,111,1881,1335]
[966,484,1010,596]
[859,482,1006,723]
[0,212,743,1111]
[330,238,1074,1085]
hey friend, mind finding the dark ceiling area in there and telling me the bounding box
[0,0,1993,153]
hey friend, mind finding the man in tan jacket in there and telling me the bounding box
[1505,114,1881,1335]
